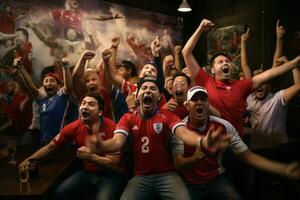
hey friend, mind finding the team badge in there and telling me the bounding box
[153,123,163,134]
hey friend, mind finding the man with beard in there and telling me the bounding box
[182,19,300,138]
[97,50,230,199]
[19,93,125,200]
[172,86,300,200]
[15,57,78,145]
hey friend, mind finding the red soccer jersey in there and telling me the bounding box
[53,118,117,172]
[181,118,227,184]
[195,68,252,137]
[51,9,83,36]
[121,79,167,108]
[115,109,185,175]
[0,13,16,34]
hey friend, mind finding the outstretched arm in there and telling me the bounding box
[283,66,300,103]
[272,20,285,68]
[19,141,59,169]
[238,150,300,180]
[240,28,252,78]
[85,12,122,21]
[27,22,58,48]
[182,19,214,79]
[252,55,300,90]
[98,133,127,153]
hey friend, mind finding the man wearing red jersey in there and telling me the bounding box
[97,60,230,200]
[19,93,125,200]
[172,86,300,200]
[182,19,300,138]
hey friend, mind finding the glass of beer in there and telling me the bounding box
[19,166,29,183]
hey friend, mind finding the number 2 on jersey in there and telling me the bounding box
[141,136,149,153]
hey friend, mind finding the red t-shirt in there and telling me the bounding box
[115,109,185,175]
[121,79,167,108]
[180,119,227,184]
[195,68,252,137]
[52,118,117,172]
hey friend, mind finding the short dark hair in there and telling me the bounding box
[173,72,191,86]
[16,28,29,40]
[137,76,162,93]
[209,52,231,67]
[85,92,104,111]
[121,60,138,77]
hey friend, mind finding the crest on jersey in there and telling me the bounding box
[153,123,163,134]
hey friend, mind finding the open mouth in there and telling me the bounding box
[175,90,183,98]
[256,88,263,93]
[46,88,54,93]
[222,66,230,75]
[81,111,90,118]
[88,86,97,93]
[196,107,204,115]
[143,96,153,106]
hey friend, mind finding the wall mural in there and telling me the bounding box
[207,24,244,79]
[0,0,182,84]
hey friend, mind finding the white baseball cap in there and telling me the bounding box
[186,86,208,101]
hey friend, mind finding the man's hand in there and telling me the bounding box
[13,57,22,68]
[241,28,250,43]
[77,146,92,160]
[163,55,174,67]
[174,45,182,54]
[192,145,205,161]
[151,35,162,57]
[199,19,214,32]
[113,12,123,19]
[81,50,95,60]
[283,161,300,180]
[126,91,136,112]
[162,99,178,112]
[275,56,288,67]
[111,36,120,48]
[102,48,112,63]
[276,20,285,39]
[202,124,231,154]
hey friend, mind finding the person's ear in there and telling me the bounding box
[183,100,190,111]
[98,110,103,117]
[158,94,161,102]
[210,66,215,74]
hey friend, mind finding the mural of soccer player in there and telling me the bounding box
[51,0,122,38]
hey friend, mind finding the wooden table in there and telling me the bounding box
[0,146,75,200]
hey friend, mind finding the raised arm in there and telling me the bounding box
[102,48,124,89]
[14,57,40,99]
[174,45,182,72]
[27,22,58,48]
[163,55,174,78]
[151,36,164,89]
[60,58,73,95]
[240,28,252,78]
[272,20,285,68]
[252,55,300,90]
[182,19,214,79]
[283,66,300,103]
